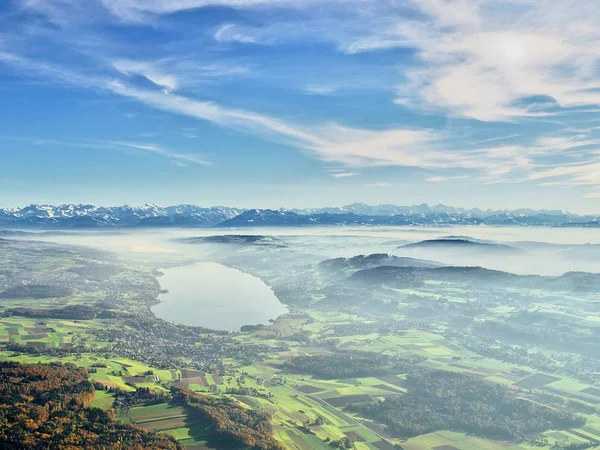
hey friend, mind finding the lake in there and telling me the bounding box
[151,262,289,332]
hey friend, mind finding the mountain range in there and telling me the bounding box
[0,204,242,228]
[0,203,598,229]
[292,202,570,217]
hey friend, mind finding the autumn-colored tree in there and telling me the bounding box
[0,362,183,449]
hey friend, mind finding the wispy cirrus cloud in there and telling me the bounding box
[5,49,598,194]
[97,0,347,23]
[20,0,600,125]
[107,141,212,165]
[0,51,104,90]
[20,0,299,24]
[202,0,600,125]
[111,58,251,93]
[366,182,392,188]
[214,24,258,44]
[304,84,337,95]
[530,161,600,185]
[427,176,466,183]
[106,77,510,174]
[22,137,211,166]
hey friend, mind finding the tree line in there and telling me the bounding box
[286,351,425,379]
[4,304,125,321]
[0,284,72,299]
[174,388,284,450]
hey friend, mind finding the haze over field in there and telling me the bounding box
[14,225,600,276]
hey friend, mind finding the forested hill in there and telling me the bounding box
[349,369,585,440]
[399,238,521,253]
[348,265,600,292]
[319,253,443,272]
[0,362,182,449]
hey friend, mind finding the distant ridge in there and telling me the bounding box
[0,204,242,229]
[347,265,600,292]
[0,203,598,229]
[182,235,287,247]
[399,238,521,253]
[291,202,579,218]
[215,209,484,227]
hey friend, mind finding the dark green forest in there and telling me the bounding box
[349,369,586,440]
[286,352,424,379]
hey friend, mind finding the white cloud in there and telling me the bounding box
[21,0,600,131]
[385,0,600,121]
[214,24,257,44]
[312,125,438,167]
[24,137,211,166]
[153,0,600,124]
[0,51,102,90]
[344,36,409,54]
[100,78,600,187]
[331,172,357,178]
[426,175,471,183]
[427,176,445,183]
[106,80,323,146]
[19,0,92,25]
[111,58,251,92]
[113,60,179,91]
[474,134,521,144]
[304,84,336,95]
[98,0,334,22]
[107,141,212,165]
[28,0,600,125]
[105,80,482,171]
[528,151,600,198]
[529,162,600,183]
[366,182,392,188]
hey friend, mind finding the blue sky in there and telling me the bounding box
[1,0,600,212]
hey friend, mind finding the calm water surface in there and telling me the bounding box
[152,262,288,332]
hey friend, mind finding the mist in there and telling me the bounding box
[14,225,600,276]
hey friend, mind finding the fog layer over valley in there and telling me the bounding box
[18,225,600,276]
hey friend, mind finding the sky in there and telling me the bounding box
[1,0,600,213]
